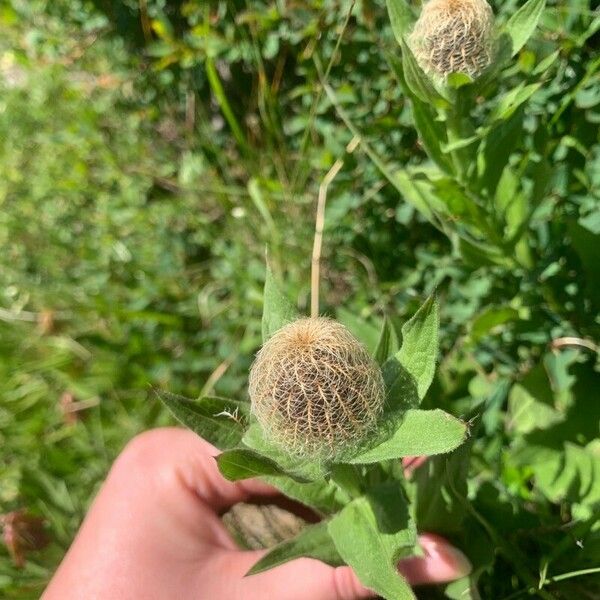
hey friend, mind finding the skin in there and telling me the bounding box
[43,428,472,600]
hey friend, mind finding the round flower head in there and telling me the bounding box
[249,318,385,461]
[409,0,495,80]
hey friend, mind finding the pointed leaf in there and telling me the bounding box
[386,54,453,174]
[243,422,327,481]
[156,390,248,450]
[401,39,448,108]
[374,316,399,365]
[348,409,467,464]
[336,308,380,354]
[328,484,417,600]
[504,0,546,56]
[477,107,525,193]
[396,294,439,400]
[262,263,298,342]
[217,448,309,482]
[412,435,474,534]
[247,521,343,575]
[382,358,420,411]
[490,82,542,122]
[411,94,454,174]
[262,476,347,516]
[386,0,416,44]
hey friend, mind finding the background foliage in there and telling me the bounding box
[0,0,598,598]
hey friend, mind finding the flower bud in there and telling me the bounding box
[249,318,385,460]
[409,0,495,79]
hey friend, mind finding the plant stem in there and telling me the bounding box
[310,136,359,317]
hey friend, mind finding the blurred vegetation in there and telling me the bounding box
[0,0,598,598]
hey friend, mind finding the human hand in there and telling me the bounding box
[43,428,471,600]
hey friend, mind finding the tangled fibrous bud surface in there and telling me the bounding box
[409,0,495,79]
[249,318,385,460]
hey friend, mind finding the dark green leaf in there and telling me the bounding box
[374,316,399,365]
[217,447,308,482]
[247,521,343,575]
[412,436,473,534]
[381,357,420,411]
[328,483,417,600]
[156,390,248,450]
[262,263,298,342]
[469,306,519,344]
[477,107,525,193]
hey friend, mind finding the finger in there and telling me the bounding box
[399,533,472,585]
[207,549,374,600]
[401,456,427,476]
[113,428,280,511]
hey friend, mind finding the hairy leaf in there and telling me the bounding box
[247,521,343,575]
[374,316,399,365]
[262,263,298,342]
[328,483,417,600]
[217,448,308,482]
[156,390,248,450]
[348,409,467,463]
[395,294,439,401]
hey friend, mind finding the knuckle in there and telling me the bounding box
[111,428,181,475]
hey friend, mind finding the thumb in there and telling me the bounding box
[225,550,374,600]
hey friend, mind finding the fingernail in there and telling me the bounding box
[441,545,472,577]
[420,534,472,578]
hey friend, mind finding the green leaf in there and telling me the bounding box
[336,308,381,355]
[508,383,564,434]
[411,96,454,174]
[396,294,439,400]
[217,448,308,482]
[156,390,248,450]
[261,476,347,516]
[412,436,473,534]
[262,263,298,342]
[532,49,560,75]
[374,316,399,365]
[243,422,327,481]
[468,306,519,344]
[490,82,542,122]
[328,483,417,600]
[247,521,343,575]
[477,107,525,193]
[392,168,443,224]
[401,39,448,108]
[348,409,467,464]
[381,357,420,411]
[504,0,546,56]
[385,0,415,44]
[386,54,453,175]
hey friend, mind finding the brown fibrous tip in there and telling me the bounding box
[409,0,496,79]
[249,317,385,460]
